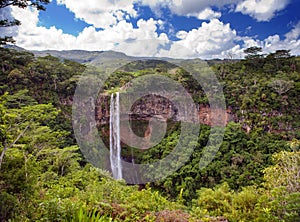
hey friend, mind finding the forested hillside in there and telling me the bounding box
[0,47,299,221]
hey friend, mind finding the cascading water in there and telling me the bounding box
[109,92,122,179]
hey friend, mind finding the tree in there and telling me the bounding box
[266,50,294,71]
[243,47,265,69]
[0,93,59,169]
[263,150,300,193]
[244,46,263,60]
[0,0,50,45]
[257,150,300,221]
[269,79,294,96]
[269,79,294,111]
[273,50,291,59]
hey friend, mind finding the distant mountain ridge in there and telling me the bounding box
[3,44,234,65]
[32,49,137,64]
[3,45,135,63]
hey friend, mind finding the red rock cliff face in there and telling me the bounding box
[95,94,232,126]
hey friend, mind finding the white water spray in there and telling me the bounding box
[110,92,122,179]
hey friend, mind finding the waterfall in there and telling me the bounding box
[109,92,122,179]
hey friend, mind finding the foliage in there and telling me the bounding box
[68,207,113,222]
[263,150,300,192]
[255,151,300,221]
[191,150,300,221]
[0,94,187,221]
[0,192,18,221]
[0,47,299,221]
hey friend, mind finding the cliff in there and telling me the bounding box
[95,93,232,127]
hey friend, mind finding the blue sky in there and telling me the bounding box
[4,0,300,59]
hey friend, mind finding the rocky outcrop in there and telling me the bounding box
[95,94,232,126]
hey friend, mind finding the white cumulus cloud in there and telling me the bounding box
[235,0,290,21]
[171,19,238,59]
[189,7,222,20]
[10,7,76,49]
[56,0,137,28]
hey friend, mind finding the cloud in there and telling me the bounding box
[8,3,300,59]
[240,28,300,56]
[285,21,300,40]
[188,7,222,20]
[141,0,237,16]
[11,6,236,59]
[53,0,233,27]
[235,0,290,21]
[169,19,238,59]
[50,0,290,33]
[10,6,169,57]
[56,0,137,28]
[141,0,290,22]
[48,0,291,34]
[263,35,300,55]
[166,17,300,59]
[10,7,76,49]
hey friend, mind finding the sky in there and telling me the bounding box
[1,0,300,59]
